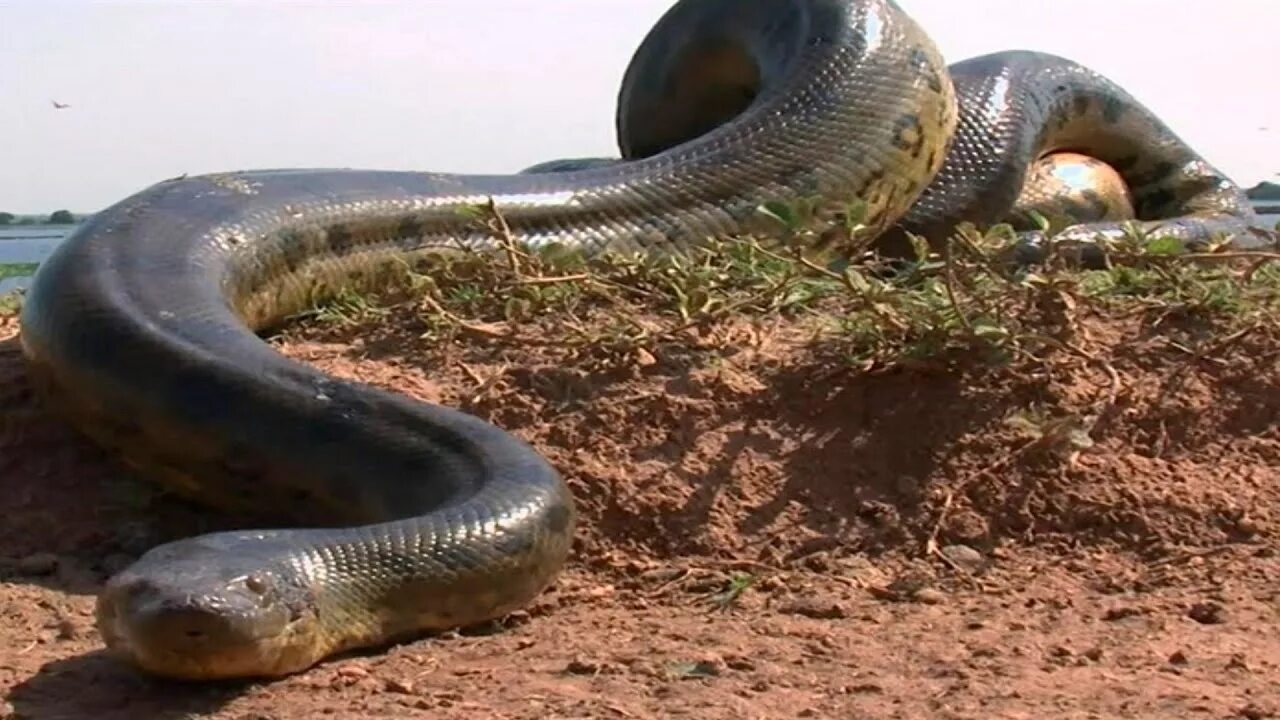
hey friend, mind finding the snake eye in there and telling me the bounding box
[244,574,269,595]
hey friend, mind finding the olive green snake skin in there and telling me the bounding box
[16,0,1274,680]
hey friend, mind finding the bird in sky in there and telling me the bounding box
[51,100,70,109]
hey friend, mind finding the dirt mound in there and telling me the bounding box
[279,294,1277,570]
[0,257,1276,718]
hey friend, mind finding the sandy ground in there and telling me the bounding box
[0,293,1277,719]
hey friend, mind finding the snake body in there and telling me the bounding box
[15,0,1272,680]
[890,50,1271,257]
[533,48,1272,258]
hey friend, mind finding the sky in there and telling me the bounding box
[2,0,1276,214]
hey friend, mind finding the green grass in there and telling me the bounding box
[0,263,37,282]
[292,286,389,326]
[0,263,37,316]
[290,199,1277,376]
[706,572,757,611]
[6,200,1278,369]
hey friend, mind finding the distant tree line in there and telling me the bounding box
[1246,182,1280,201]
[0,210,81,226]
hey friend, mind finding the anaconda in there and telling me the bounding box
[15,0,1274,681]
[530,48,1273,260]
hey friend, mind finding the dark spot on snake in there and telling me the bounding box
[544,503,572,535]
[907,47,942,93]
[1101,96,1126,124]
[881,185,902,216]
[924,147,939,173]
[855,168,887,197]
[327,224,354,255]
[889,113,925,155]
[1072,95,1090,117]
[495,531,535,558]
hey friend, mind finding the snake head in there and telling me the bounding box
[95,532,323,680]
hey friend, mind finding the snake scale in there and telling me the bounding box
[16,0,1274,680]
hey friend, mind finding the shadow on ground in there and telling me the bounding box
[7,651,244,720]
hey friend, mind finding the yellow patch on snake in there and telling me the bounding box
[206,173,262,196]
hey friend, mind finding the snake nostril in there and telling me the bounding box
[184,629,206,640]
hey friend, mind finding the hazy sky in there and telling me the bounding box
[2,0,1276,213]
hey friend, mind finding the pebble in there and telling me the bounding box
[1227,653,1251,671]
[564,656,602,675]
[1187,601,1228,625]
[1235,516,1262,537]
[1103,606,1145,621]
[939,544,985,573]
[914,588,946,605]
[779,597,848,619]
[383,678,415,695]
[1239,702,1277,720]
[336,664,370,679]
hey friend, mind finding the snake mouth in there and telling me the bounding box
[96,568,321,680]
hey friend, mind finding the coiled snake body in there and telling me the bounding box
[16,0,1273,680]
